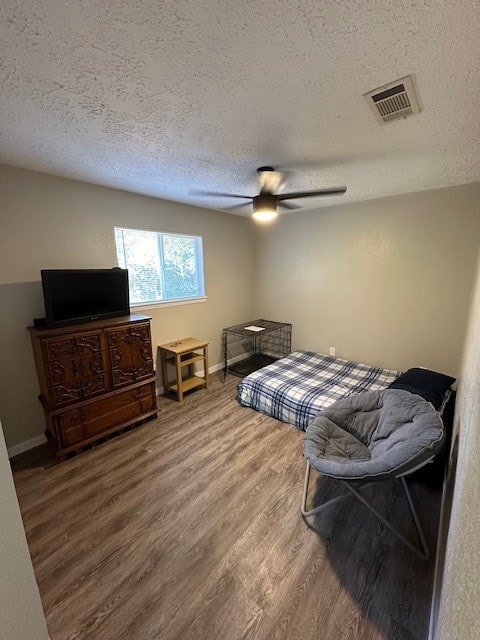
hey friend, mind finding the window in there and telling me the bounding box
[114,227,205,306]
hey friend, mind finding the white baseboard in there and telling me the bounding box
[8,434,48,459]
[196,361,226,378]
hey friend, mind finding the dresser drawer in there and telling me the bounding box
[42,329,103,362]
[50,373,109,407]
[111,360,154,388]
[56,382,157,447]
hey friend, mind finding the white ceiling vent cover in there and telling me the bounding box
[363,76,421,124]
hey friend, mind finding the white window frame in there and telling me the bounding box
[114,226,206,309]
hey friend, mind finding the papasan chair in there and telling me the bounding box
[302,388,446,560]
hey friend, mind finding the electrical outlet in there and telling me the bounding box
[329,346,336,356]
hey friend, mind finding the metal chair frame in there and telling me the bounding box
[301,458,432,560]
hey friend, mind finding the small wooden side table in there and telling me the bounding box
[159,337,209,401]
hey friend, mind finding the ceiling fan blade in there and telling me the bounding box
[223,202,252,211]
[277,187,347,200]
[278,201,301,210]
[190,190,252,199]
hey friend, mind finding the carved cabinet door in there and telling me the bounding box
[41,329,108,406]
[106,322,154,388]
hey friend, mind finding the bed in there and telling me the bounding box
[237,350,400,430]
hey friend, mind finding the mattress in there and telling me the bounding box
[237,350,400,430]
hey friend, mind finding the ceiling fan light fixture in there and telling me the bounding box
[252,194,277,222]
[252,209,278,222]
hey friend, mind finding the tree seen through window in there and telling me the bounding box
[115,227,204,304]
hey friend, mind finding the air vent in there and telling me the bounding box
[363,76,421,124]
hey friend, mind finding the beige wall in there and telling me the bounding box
[0,164,255,448]
[434,250,480,640]
[0,421,49,639]
[254,183,480,376]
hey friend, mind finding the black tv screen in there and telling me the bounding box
[41,269,130,329]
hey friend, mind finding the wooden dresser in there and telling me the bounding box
[28,314,158,460]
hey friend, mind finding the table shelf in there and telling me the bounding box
[168,375,206,394]
[165,353,205,368]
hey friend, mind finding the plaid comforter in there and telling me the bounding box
[237,350,400,430]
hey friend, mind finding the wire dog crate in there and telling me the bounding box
[222,319,292,378]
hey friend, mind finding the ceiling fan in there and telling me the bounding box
[191,167,347,222]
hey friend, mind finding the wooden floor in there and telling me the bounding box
[12,374,441,640]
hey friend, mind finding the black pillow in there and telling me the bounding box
[388,367,456,410]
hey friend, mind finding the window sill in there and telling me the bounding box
[131,297,207,311]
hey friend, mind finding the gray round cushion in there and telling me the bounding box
[303,389,445,481]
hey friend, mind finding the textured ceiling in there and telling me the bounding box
[1,0,479,215]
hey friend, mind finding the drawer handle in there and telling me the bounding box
[133,389,144,400]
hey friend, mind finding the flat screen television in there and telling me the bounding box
[41,268,130,329]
